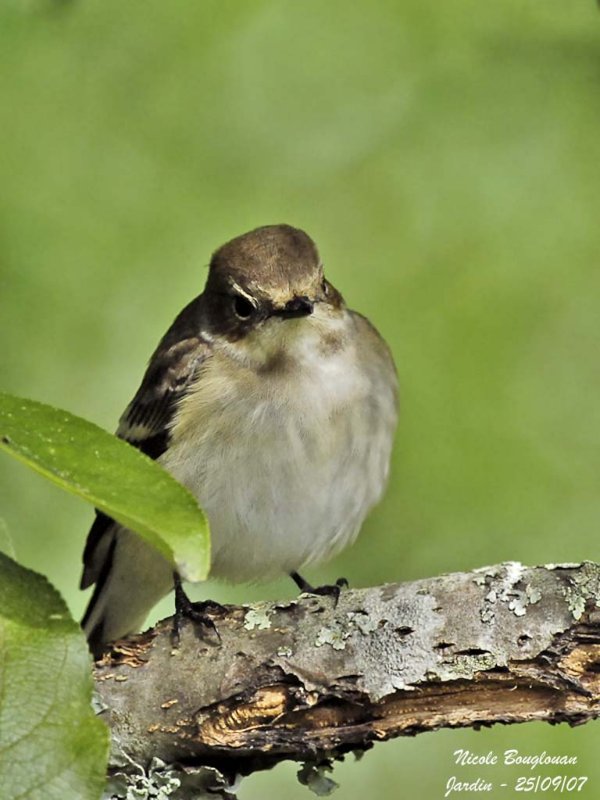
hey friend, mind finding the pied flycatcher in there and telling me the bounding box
[81,224,398,656]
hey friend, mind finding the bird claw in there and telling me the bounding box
[307,578,348,606]
[172,573,223,647]
[290,572,349,607]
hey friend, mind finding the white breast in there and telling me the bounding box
[162,310,397,583]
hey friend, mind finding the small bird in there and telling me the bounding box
[81,224,398,657]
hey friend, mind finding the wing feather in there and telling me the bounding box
[117,336,208,454]
[80,294,210,592]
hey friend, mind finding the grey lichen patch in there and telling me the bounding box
[243,607,272,631]
[105,757,236,799]
[273,599,299,611]
[476,562,545,621]
[315,622,349,650]
[346,610,380,636]
[444,651,498,678]
[560,562,600,620]
[472,572,489,587]
[92,689,109,716]
[563,586,587,621]
[506,573,544,615]
[507,595,528,617]
[526,583,542,605]
[481,595,496,623]
[497,562,526,615]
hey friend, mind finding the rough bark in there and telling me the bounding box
[96,561,600,797]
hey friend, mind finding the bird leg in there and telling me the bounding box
[172,573,224,645]
[290,571,348,606]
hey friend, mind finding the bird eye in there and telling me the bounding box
[233,295,255,319]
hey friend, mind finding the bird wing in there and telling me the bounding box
[80,295,210,591]
[116,334,209,458]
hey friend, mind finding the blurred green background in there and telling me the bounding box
[1,1,599,798]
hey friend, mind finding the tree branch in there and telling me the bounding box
[95,562,600,796]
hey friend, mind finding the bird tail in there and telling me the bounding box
[81,525,174,658]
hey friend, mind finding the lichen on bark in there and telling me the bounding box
[95,562,600,798]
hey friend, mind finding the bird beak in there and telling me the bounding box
[274,296,314,319]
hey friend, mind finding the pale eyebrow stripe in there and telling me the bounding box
[229,280,258,307]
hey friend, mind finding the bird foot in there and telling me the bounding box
[172,573,223,646]
[290,572,349,606]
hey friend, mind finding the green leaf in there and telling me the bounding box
[0,551,109,799]
[0,517,15,559]
[0,393,210,582]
